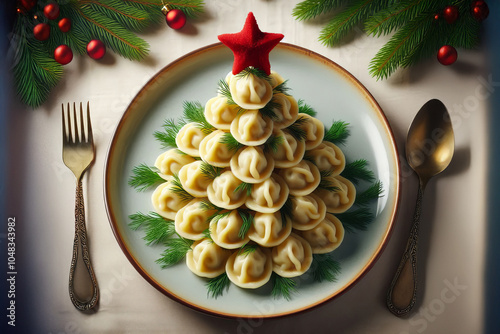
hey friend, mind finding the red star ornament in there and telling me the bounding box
[218,12,284,75]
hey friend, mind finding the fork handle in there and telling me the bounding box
[69,180,99,311]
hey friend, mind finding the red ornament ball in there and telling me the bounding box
[471,1,489,21]
[54,45,73,65]
[443,6,459,24]
[20,0,36,11]
[58,18,72,33]
[86,39,106,60]
[44,3,60,20]
[166,9,186,30]
[437,45,458,66]
[33,23,50,41]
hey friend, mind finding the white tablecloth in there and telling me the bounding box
[3,1,499,333]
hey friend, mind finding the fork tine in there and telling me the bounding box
[86,102,93,145]
[73,102,79,143]
[79,102,86,142]
[62,103,67,143]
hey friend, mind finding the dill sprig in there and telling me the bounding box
[128,211,175,246]
[311,254,341,283]
[324,120,350,146]
[273,80,291,96]
[206,273,231,299]
[238,243,258,256]
[235,182,253,196]
[336,207,375,233]
[286,116,309,141]
[217,79,240,109]
[237,67,270,80]
[259,98,280,120]
[200,199,224,212]
[220,132,244,152]
[341,159,375,185]
[200,161,223,180]
[318,170,340,192]
[169,174,195,203]
[238,210,254,239]
[280,197,294,225]
[183,101,215,134]
[263,134,283,153]
[210,210,232,225]
[156,234,193,268]
[355,181,383,206]
[298,99,317,117]
[153,118,184,149]
[128,164,164,192]
[271,273,297,301]
[202,229,213,241]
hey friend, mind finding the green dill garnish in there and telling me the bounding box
[235,182,253,196]
[238,210,254,239]
[238,243,258,256]
[259,98,280,120]
[169,174,194,203]
[318,170,340,192]
[298,99,317,117]
[220,132,244,152]
[271,273,297,300]
[286,116,309,141]
[355,181,383,206]
[237,67,270,80]
[206,273,231,299]
[156,234,193,268]
[182,101,215,134]
[280,197,294,226]
[210,210,232,225]
[263,134,284,153]
[341,159,375,185]
[311,254,341,283]
[202,228,213,241]
[273,80,290,96]
[336,207,375,233]
[153,118,184,149]
[128,211,175,246]
[217,79,236,105]
[200,199,224,212]
[200,161,223,180]
[324,120,350,146]
[128,164,164,192]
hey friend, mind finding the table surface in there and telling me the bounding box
[2,1,499,333]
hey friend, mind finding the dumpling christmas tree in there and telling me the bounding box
[129,12,382,299]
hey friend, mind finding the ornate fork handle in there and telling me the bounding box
[68,179,99,311]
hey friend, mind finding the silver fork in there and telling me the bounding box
[62,102,99,311]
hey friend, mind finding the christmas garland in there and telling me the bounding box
[293,0,490,79]
[12,0,205,108]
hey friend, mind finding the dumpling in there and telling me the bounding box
[209,211,250,249]
[269,70,285,88]
[178,161,211,198]
[273,129,306,168]
[226,246,273,289]
[290,193,327,231]
[154,149,195,180]
[207,171,247,210]
[199,130,233,167]
[278,160,320,196]
[245,174,289,213]
[230,146,274,184]
[175,198,215,240]
[314,175,356,213]
[186,238,231,278]
[271,94,299,130]
[175,122,208,157]
[306,141,346,175]
[298,213,344,254]
[296,114,325,150]
[230,110,273,146]
[151,182,187,220]
[204,96,239,130]
[272,233,313,278]
[247,212,292,247]
[229,72,273,109]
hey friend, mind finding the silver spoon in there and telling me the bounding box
[386,99,455,316]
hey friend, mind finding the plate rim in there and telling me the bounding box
[104,42,401,319]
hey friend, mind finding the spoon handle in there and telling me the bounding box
[386,183,424,316]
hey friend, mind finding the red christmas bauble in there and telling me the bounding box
[20,0,36,11]
[166,9,186,30]
[58,18,72,33]
[471,1,489,21]
[33,23,50,41]
[437,45,458,65]
[54,45,73,65]
[443,6,459,24]
[86,39,106,60]
[44,3,60,20]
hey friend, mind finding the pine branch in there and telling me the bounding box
[124,0,205,19]
[311,254,341,282]
[206,273,231,299]
[271,273,298,300]
[81,0,152,32]
[336,207,374,232]
[292,0,345,21]
[183,101,215,134]
[323,120,350,145]
[341,159,375,185]
[156,234,193,268]
[355,180,383,206]
[129,164,164,191]
[128,211,175,245]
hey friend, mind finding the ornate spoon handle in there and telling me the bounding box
[68,180,99,311]
[386,183,424,316]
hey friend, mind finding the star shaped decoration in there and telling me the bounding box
[218,12,284,75]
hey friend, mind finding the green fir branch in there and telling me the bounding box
[336,207,374,233]
[124,0,205,19]
[292,0,345,21]
[156,234,193,268]
[298,99,317,117]
[129,164,164,191]
[323,120,350,146]
[311,254,341,282]
[341,159,375,184]
[271,273,298,300]
[183,101,215,134]
[355,180,383,206]
[128,211,175,245]
[81,0,152,32]
[206,273,231,299]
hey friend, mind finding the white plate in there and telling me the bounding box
[104,43,400,318]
